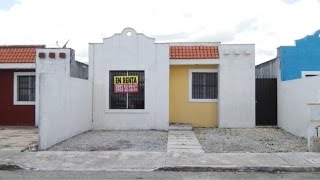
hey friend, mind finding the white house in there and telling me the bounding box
[88,28,255,130]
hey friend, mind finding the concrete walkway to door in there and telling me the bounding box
[0,126,37,151]
[167,125,204,154]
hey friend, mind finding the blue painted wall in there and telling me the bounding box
[279,30,320,81]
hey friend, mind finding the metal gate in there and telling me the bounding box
[255,78,277,126]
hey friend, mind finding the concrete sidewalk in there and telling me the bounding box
[1,150,320,172]
[0,127,37,151]
[163,152,320,172]
[0,150,165,171]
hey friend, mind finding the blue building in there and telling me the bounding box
[278,30,320,81]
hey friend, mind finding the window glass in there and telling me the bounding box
[109,71,145,109]
[17,76,35,101]
[128,71,145,109]
[109,71,127,109]
[192,72,218,99]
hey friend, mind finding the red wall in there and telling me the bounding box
[0,69,35,126]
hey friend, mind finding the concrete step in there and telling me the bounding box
[169,124,193,131]
[167,146,204,150]
[167,149,204,154]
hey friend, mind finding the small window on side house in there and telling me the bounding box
[14,72,36,105]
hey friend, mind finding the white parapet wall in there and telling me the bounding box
[36,48,92,150]
[89,28,169,130]
[278,75,320,138]
[218,44,256,128]
[35,48,72,126]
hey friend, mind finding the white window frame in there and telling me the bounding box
[189,69,218,103]
[301,71,320,78]
[13,72,36,105]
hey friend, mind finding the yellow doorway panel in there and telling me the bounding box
[169,65,218,127]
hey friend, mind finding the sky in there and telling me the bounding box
[0,0,320,64]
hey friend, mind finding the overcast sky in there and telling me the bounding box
[1,0,320,64]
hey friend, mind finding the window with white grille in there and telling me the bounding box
[189,69,218,102]
[14,72,36,105]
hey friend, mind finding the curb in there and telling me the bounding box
[155,166,320,173]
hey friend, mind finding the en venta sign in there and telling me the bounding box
[114,76,139,93]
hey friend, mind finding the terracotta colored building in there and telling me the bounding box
[0,45,44,126]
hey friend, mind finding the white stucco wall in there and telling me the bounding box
[218,44,255,128]
[35,48,71,126]
[90,28,169,130]
[36,48,92,150]
[38,74,92,150]
[307,104,320,151]
[278,75,320,138]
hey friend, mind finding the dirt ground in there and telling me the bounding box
[194,128,308,153]
[49,128,308,153]
[49,130,168,152]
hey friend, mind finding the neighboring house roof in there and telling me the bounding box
[0,45,45,63]
[170,46,219,59]
[255,58,278,79]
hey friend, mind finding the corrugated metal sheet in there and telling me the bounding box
[255,58,278,79]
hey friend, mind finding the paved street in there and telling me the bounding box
[1,170,320,179]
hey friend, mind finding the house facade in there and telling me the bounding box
[89,28,255,130]
[0,45,88,127]
[0,45,44,126]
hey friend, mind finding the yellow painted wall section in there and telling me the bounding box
[169,65,218,127]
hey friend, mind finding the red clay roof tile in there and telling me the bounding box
[0,45,45,63]
[170,45,219,59]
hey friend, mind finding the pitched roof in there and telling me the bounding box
[170,45,219,59]
[0,45,45,63]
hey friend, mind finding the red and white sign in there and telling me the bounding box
[114,84,139,93]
